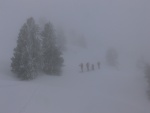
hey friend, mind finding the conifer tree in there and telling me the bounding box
[56,28,67,51]
[41,23,64,75]
[144,63,150,99]
[11,17,40,80]
[106,47,118,67]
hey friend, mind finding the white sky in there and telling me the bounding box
[1,0,150,59]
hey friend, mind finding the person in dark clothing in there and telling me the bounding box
[86,62,90,71]
[97,61,100,69]
[91,64,94,71]
[79,63,84,72]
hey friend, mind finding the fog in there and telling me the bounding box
[1,1,150,112]
[1,0,150,63]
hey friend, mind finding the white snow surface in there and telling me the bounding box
[0,45,150,113]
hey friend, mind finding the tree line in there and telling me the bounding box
[11,17,64,80]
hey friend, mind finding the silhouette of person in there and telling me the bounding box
[79,63,83,72]
[91,64,94,71]
[86,62,90,71]
[97,61,100,69]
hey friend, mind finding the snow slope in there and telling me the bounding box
[0,45,150,113]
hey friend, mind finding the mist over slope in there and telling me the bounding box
[1,0,150,112]
[0,42,149,113]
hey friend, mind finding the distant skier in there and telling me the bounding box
[79,63,84,72]
[97,61,100,69]
[86,62,90,71]
[91,64,94,71]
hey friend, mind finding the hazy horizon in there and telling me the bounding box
[1,0,150,61]
[1,1,150,113]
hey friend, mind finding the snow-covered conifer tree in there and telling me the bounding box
[106,47,118,67]
[41,23,64,75]
[11,17,40,80]
[56,28,67,51]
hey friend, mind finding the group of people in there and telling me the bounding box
[79,62,100,72]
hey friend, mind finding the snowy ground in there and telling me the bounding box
[0,46,150,113]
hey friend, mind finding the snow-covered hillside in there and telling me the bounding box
[1,0,150,112]
[0,44,150,113]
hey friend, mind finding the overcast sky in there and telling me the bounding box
[1,0,150,60]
